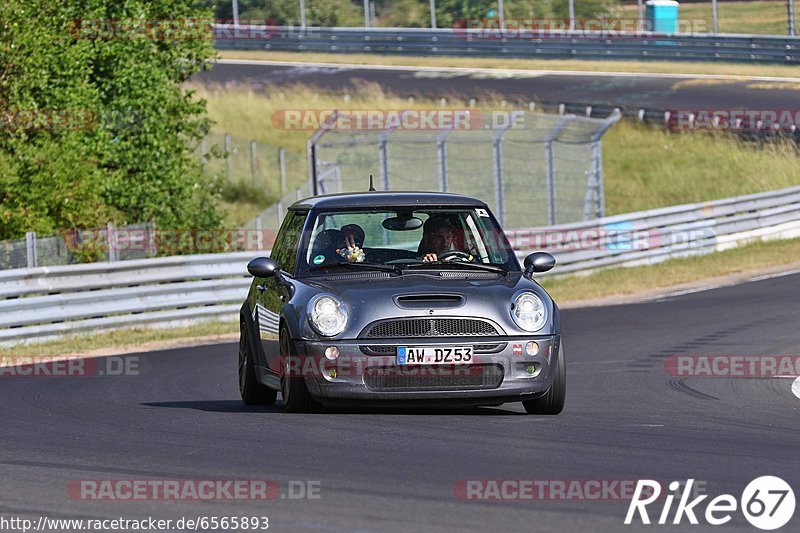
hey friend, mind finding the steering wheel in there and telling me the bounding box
[437,251,474,262]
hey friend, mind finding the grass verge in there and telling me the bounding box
[540,236,800,304]
[0,321,238,358]
[216,50,800,80]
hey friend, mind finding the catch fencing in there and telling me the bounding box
[0,223,156,271]
[306,110,620,229]
[4,185,800,346]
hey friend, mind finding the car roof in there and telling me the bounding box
[289,191,489,210]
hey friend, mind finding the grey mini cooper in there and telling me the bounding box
[238,191,564,414]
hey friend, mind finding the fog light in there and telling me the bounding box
[526,363,541,377]
[525,341,539,356]
[328,368,337,379]
[325,346,340,360]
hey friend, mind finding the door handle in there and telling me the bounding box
[256,285,267,292]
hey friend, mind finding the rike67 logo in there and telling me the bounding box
[625,477,795,530]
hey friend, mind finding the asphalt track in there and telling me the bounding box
[195,60,800,112]
[2,272,799,532]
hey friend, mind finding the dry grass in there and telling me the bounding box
[0,321,238,357]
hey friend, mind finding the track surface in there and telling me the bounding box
[195,60,800,111]
[2,273,799,531]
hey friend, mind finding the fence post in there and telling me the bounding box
[25,231,38,268]
[379,135,390,191]
[250,140,258,189]
[225,133,233,182]
[544,142,556,225]
[492,127,509,226]
[147,221,157,257]
[790,0,796,36]
[107,222,118,262]
[279,147,287,196]
[437,133,448,192]
[201,138,207,175]
[583,141,604,220]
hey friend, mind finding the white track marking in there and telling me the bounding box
[792,377,800,400]
[216,59,800,83]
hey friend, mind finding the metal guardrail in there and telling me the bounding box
[214,26,800,64]
[3,186,800,346]
[509,185,800,274]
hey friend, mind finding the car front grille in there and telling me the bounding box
[362,318,500,338]
[359,343,506,356]
[364,364,504,392]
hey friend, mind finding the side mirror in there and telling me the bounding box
[523,252,556,275]
[247,257,280,278]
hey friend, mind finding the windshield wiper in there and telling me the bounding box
[308,262,401,274]
[404,261,508,276]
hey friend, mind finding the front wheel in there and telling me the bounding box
[522,342,566,415]
[239,321,277,406]
[280,327,323,413]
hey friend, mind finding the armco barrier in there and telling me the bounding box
[213,25,800,64]
[3,186,800,345]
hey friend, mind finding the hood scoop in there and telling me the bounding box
[394,293,464,309]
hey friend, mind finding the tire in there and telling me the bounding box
[280,327,323,413]
[522,342,566,415]
[239,321,277,406]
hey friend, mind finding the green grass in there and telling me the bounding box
[618,1,797,36]
[603,122,800,215]
[540,235,800,303]
[217,50,800,79]
[0,321,238,358]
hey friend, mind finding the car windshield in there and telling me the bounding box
[299,207,519,275]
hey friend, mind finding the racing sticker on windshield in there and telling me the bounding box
[476,208,489,217]
[313,254,325,265]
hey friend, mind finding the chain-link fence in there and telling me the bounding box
[0,222,157,270]
[199,131,308,202]
[304,110,619,229]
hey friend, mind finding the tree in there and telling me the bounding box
[0,0,220,240]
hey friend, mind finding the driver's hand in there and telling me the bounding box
[423,253,438,263]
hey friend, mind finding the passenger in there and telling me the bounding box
[338,224,366,263]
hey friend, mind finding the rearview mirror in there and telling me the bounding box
[523,252,556,275]
[382,216,423,231]
[247,257,280,278]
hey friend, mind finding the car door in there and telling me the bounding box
[255,209,307,376]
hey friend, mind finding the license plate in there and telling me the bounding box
[396,346,473,365]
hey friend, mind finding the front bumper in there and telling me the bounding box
[294,335,561,404]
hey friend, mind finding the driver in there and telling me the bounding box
[419,216,460,263]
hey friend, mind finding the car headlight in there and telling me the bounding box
[511,292,547,332]
[308,294,347,336]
